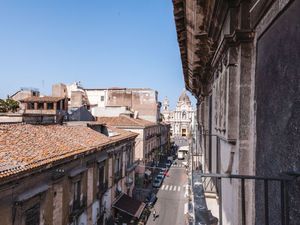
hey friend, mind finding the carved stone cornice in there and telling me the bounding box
[173,0,225,98]
[211,29,255,67]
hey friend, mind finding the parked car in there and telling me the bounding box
[159,168,167,177]
[156,174,164,180]
[145,193,157,207]
[153,174,164,188]
[152,178,163,188]
[165,161,171,168]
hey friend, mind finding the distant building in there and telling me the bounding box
[97,115,161,165]
[54,82,162,123]
[105,88,161,123]
[10,87,40,102]
[162,90,195,137]
[20,96,68,124]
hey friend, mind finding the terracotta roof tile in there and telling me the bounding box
[21,96,65,102]
[97,116,156,128]
[0,123,137,180]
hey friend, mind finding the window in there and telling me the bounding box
[114,156,122,181]
[99,165,105,186]
[98,162,108,193]
[100,96,104,101]
[25,204,40,225]
[47,103,54,109]
[114,157,120,173]
[37,103,43,110]
[61,99,65,110]
[182,129,187,137]
[28,102,34,109]
[73,180,81,210]
[127,150,132,167]
[182,111,187,119]
[57,102,61,110]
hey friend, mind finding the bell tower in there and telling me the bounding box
[162,96,169,112]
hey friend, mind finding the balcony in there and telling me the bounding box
[202,176,218,196]
[126,161,138,173]
[69,196,87,222]
[199,172,294,225]
[145,133,156,140]
[24,109,57,115]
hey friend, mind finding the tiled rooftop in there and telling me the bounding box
[21,96,65,102]
[0,123,137,180]
[97,116,157,128]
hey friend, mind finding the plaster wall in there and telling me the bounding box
[92,106,130,117]
[106,89,159,123]
[85,90,106,108]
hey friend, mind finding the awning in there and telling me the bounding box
[112,193,146,218]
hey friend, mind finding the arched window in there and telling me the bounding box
[182,111,186,119]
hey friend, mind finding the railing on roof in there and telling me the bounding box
[20,87,39,92]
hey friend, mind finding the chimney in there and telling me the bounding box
[134,111,139,119]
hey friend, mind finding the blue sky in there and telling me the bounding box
[0,0,195,108]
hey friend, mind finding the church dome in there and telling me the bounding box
[179,90,191,103]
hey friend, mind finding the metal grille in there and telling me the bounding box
[201,173,294,225]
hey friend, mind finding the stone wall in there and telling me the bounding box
[254,1,300,224]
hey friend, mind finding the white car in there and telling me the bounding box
[159,168,167,177]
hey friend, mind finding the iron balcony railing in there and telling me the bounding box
[200,173,297,225]
[202,176,218,194]
[69,196,87,222]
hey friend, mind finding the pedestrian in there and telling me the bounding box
[152,208,156,221]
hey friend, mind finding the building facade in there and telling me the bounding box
[97,116,162,166]
[162,91,195,138]
[173,0,300,225]
[0,123,142,225]
[20,96,68,124]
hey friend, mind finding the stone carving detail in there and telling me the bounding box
[213,59,228,134]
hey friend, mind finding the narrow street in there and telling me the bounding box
[146,159,188,225]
